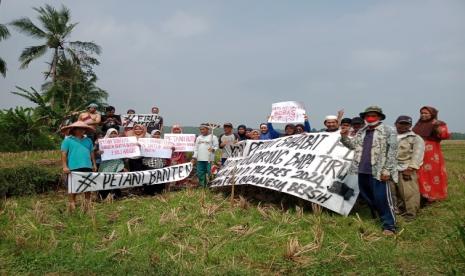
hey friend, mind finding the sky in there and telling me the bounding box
[0,0,464,131]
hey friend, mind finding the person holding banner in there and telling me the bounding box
[192,124,219,187]
[147,106,164,134]
[100,106,121,133]
[170,124,188,165]
[60,121,97,212]
[295,114,312,134]
[142,129,171,195]
[340,106,398,236]
[96,128,125,200]
[169,124,190,188]
[259,122,280,140]
[324,115,340,132]
[126,124,150,172]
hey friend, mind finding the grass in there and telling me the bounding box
[0,142,464,274]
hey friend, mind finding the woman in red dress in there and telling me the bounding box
[412,106,450,201]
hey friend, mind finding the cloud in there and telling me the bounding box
[160,11,209,38]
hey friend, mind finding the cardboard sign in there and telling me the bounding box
[164,134,196,152]
[211,132,358,216]
[138,138,174,158]
[98,137,141,161]
[121,114,162,128]
[268,101,306,123]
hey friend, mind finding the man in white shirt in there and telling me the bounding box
[192,124,219,187]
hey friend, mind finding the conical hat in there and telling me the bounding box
[60,120,96,135]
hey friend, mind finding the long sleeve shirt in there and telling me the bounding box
[397,131,425,171]
[340,123,398,182]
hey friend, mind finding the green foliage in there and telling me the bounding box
[0,23,11,77]
[0,164,60,197]
[0,107,59,152]
[10,3,106,124]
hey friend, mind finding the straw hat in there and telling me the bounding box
[61,121,95,135]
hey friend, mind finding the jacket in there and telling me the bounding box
[340,123,398,182]
[396,131,424,171]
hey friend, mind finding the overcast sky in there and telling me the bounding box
[1,0,464,131]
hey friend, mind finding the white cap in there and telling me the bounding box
[324,115,338,121]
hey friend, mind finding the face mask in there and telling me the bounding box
[365,116,379,123]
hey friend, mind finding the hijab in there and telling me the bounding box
[104,128,119,139]
[412,106,438,138]
[171,124,183,133]
[131,124,148,138]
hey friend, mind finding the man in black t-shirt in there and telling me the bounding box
[100,106,121,133]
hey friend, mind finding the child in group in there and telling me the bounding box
[61,121,97,212]
[192,124,219,187]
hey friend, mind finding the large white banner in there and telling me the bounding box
[68,163,193,193]
[164,134,196,152]
[139,138,174,158]
[211,133,358,216]
[121,114,162,128]
[268,101,306,123]
[98,137,141,161]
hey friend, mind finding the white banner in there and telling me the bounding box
[139,138,174,158]
[98,137,141,161]
[211,133,358,216]
[268,101,306,123]
[68,163,193,193]
[121,114,162,128]
[164,134,196,152]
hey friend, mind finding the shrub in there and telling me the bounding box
[0,164,61,197]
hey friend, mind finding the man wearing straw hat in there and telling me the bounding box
[61,121,97,211]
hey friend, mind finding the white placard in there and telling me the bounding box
[98,137,141,161]
[164,134,196,152]
[138,138,174,158]
[211,132,358,216]
[268,101,306,123]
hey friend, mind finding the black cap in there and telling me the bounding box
[395,115,412,124]
[341,118,352,124]
[351,117,364,125]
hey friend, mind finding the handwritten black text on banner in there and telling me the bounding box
[211,133,358,216]
[68,163,193,193]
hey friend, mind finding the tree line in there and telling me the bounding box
[0,4,108,151]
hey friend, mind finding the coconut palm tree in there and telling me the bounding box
[10,4,101,83]
[0,23,10,77]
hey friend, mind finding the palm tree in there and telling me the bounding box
[10,4,101,85]
[0,23,10,77]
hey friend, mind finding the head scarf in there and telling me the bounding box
[412,106,439,138]
[151,129,161,136]
[131,124,147,138]
[171,124,183,133]
[104,128,119,139]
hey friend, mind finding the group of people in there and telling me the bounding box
[60,103,451,236]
